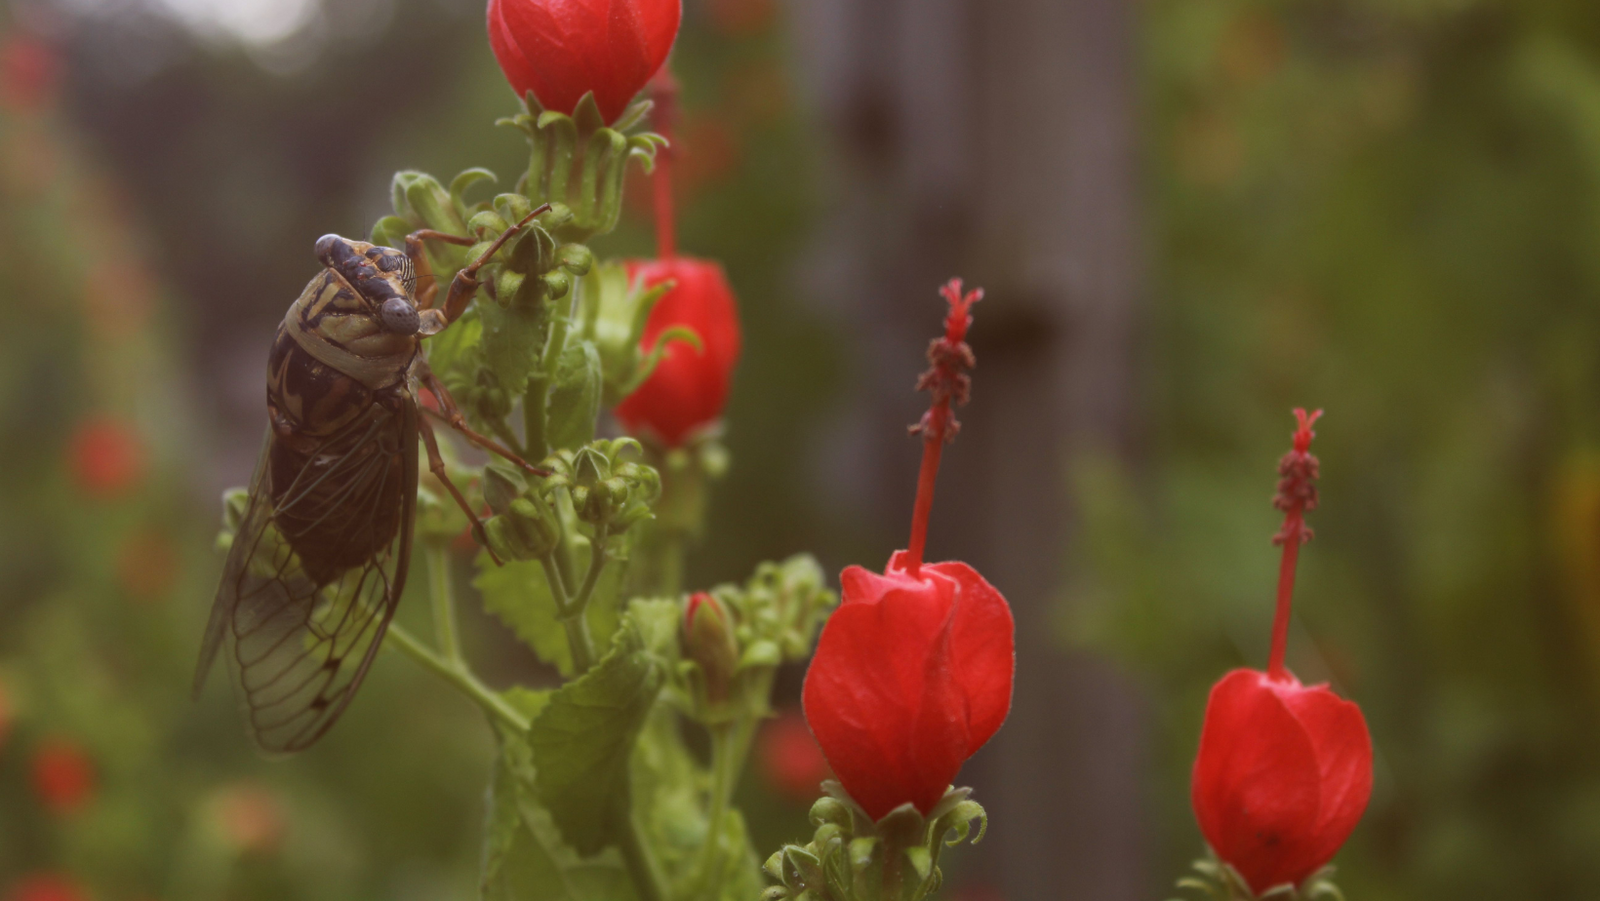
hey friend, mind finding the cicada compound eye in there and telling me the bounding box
[378,297,420,335]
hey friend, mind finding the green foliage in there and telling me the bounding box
[474,553,623,679]
[529,615,665,856]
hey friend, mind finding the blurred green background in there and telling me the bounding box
[3,0,1600,899]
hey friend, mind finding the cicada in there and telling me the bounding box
[194,209,548,753]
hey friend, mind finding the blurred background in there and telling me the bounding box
[4,0,1600,898]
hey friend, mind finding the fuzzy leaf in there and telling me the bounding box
[473,551,623,678]
[479,280,546,390]
[483,724,637,901]
[530,620,664,855]
[547,340,603,451]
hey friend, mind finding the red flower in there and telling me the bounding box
[68,416,144,499]
[0,36,59,113]
[802,280,1014,821]
[211,782,288,855]
[758,709,832,804]
[683,592,738,701]
[32,738,95,815]
[1190,410,1373,895]
[5,874,89,901]
[613,258,741,447]
[487,0,681,124]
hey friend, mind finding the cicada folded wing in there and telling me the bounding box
[195,402,418,754]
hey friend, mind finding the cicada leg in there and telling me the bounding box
[416,409,503,566]
[415,361,550,478]
[408,203,551,332]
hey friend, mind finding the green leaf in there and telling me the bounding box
[546,340,603,451]
[483,728,637,901]
[479,281,547,390]
[473,551,622,678]
[530,621,665,856]
[425,306,482,384]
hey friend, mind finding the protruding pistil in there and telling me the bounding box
[1268,408,1322,681]
[904,280,982,578]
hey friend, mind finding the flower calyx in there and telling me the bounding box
[497,92,667,243]
[541,438,661,532]
[1173,854,1347,901]
[761,782,986,901]
[581,259,684,407]
[673,555,836,724]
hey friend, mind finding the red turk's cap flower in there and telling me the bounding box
[32,737,95,816]
[802,279,1014,821]
[614,258,741,447]
[1191,410,1373,895]
[68,415,145,499]
[487,0,682,124]
[5,874,89,901]
[1193,669,1372,895]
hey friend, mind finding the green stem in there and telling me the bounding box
[524,375,549,462]
[386,623,528,733]
[538,548,594,673]
[696,721,739,887]
[426,542,462,665]
[616,795,669,901]
[488,416,526,460]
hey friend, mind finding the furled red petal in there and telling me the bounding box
[614,257,741,446]
[1279,681,1373,875]
[803,555,1014,820]
[1192,669,1373,895]
[887,552,1014,755]
[487,0,681,122]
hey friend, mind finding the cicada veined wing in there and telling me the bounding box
[195,400,418,754]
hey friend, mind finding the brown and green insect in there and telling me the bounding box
[194,207,548,753]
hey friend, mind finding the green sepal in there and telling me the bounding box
[529,615,665,856]
[449,167,497,223]
[370,215,413,251]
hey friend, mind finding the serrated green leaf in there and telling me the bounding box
[483,731,637,901]
[547,340,603,451]
[530,622,664,856]
[473,551,622,678]
[479,284,547,390]
[425,306,482,383]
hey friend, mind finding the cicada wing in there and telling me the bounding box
[199,402,418,754]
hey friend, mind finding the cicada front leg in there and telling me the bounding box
[409,204,551,335]
[416,409,503,567]
[414,361,548,477]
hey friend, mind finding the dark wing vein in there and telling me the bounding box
[195,401,418,754]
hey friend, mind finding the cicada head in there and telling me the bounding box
[314,234,420,336]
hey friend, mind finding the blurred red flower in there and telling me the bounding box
[32,738,95,815]
[613,258,741,447]
[487,0,681,123]
[116,528,179,603]
[5,874,89,901]
[802,280,1014,822]
[0,36,59,113]
[1190,411,1372,895]
[68,416,144,499]
[757,709,830,804]
[212,782,288,855]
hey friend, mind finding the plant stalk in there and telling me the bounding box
[386,623,528,733]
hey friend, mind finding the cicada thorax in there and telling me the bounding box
[265,248,421,586]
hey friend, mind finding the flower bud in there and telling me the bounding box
[683,592,739,702]
[614,258,742,447]
[487,0,681,124]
